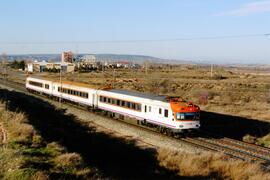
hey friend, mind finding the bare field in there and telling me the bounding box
[1,88,269,179]
[4,64,270,144]
[30,65,270,122]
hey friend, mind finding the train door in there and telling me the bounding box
[92,94,95,108]
[144,105,147,114]
[158,107,163,119]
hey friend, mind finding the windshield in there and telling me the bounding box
[176,112,200,120]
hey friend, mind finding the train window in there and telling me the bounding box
[45,84,49,89]
[121,101,125,106]
[104,97,107,102]
[164,109,168,118]
[108,98,111,103]
[159,108,162,114]
[29,81,43,88]
[58,87,60,92]
[127,102,131,108]
[136,104,141,111]
[112,99,115,104]
[148,106,151,112]
[145,105,147,112]
[86,93,88,98]
[100,96,102,101]
[132,103,136,109]
[117,100,120,106]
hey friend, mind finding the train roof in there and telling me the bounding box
[108,89,168,102]
[27,76,104,89]
[27,76,172,102]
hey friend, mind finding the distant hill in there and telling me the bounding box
[93,54,161,62]
[6,53,162,64]
[5,54,270,66]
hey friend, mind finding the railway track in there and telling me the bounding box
[1,78,270,169]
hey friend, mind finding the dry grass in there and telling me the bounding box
[243,134,270,147]
[157,148,270,179]
[258,134,270,147]
[0,102,99,179]
[54,153,84,170]
[24,65,269,122]
[8,65,270,122]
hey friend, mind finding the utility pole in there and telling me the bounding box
[210,64,213,78]
[112,69,116,88]
[145,60,148,75]
[59,66,62,108]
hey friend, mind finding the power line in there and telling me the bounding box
[0,33,269,45]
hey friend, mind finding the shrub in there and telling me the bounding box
[31,171,49,180]
[54,153,84,170]
[257,134,270,147]
[212,74,226,80]
[242,134,256,144]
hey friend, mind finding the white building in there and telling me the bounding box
[26,61,75,73]
[27,63,33,72]
[80,55,96,63]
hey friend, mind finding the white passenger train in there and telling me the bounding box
[26,76,200,133]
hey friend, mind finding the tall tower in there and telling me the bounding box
[61,51,73,63]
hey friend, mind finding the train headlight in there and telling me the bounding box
[179,125,184,128]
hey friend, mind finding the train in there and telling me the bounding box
[26,76,200,134]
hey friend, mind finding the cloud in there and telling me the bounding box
[216,0,270,16]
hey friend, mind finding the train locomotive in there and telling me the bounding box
[26,76,200,134]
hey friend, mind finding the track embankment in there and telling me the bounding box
[1,78,270,169]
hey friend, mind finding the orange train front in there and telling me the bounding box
[169,97,200,132]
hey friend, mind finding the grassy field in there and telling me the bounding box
[6,64,270,120]
[0,102,100,179]
[157,148,270,179]
[32,64,270,122]
[0,96,269,179]
[4,64,270,146]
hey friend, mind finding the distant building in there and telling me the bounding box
[61,51,73,63]
[26,61,75,73]
[27,63,33,72]
[59,62,75,73]
[116,61,132,68]
[76,55,101,69]
[80,55,96,63]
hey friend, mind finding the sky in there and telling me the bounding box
[0,0,270,63]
